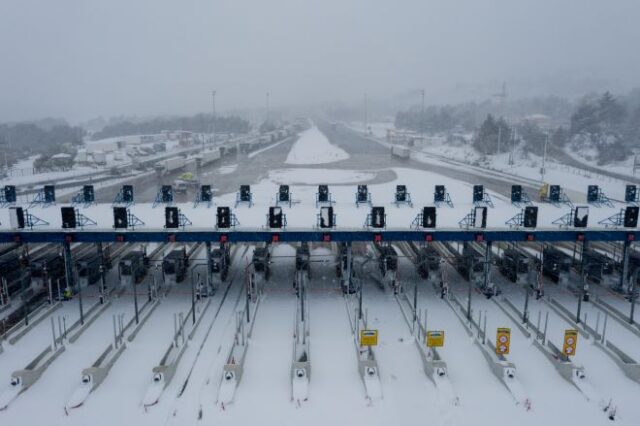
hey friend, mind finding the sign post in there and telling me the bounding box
[562,329,578,356]
[426,330,445,348]
[496,328,511,355]
[360,329,378,346]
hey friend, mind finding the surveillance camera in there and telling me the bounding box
[366,367,376,377]
[153,373,163,383]
[225,371,234,381]
[81,375,91,384]
[296,369,305,378]
[10,377,21,387]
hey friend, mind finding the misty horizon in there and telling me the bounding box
[1,0,639,123]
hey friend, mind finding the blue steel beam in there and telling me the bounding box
[0,229,638,244]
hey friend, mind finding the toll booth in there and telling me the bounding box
[194,185,213,208]
[113,185,135,206]
[376,244,398,292]
[235,185,253,207]
[77,254,102,288]
[472,185,493,207]
[416,245,441,281]
[276,185,292,207]
[394,185,413,207]
[162,248,188,284]
[118,251,146,286]
[210,245,230,282]
[586,185,613,207]
[542,245,571,285]
[434,185,453,207]
[541,184,573,207]
[365,207,386,229]
[252,247,271,280]
[1,185,17,207]
[72,185,96,207]
[295,243,311,279]
[153,185,173,208]
[356,185,371,207]
[625,185,639,204]
[29,185,56,208]
[498,247,528,284]
[316,185,333,207]
[510,185,532,206]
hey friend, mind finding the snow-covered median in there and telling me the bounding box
[285,125,349,165]
[269,168,375,185]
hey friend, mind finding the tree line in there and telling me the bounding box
[395,89,640,165]
[0,121,84,171]
[91,113,251,140]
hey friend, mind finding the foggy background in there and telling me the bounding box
[1,0,639,123]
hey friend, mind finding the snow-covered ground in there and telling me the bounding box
[268,169,375,185]
[346,121,633,202]
[248,138,290,159]
[2,119,640,426]
[285,124,349,165]
[564,147,639,180]
[347,121,636,200]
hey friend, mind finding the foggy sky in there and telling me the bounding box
[1,0,639,123]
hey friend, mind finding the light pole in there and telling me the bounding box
[541,132,549,182]
[266,92,270,125]
[363,93,368,136]
[420,89,425,143]
[211,90,217,145]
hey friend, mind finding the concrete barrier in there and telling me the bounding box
[126,299,161,342]
[394,294,450,386]
[492,298,531,338]
[291,296,310,402]
[143,297,213,407]
[68,300,112,344]
[66,298,160,409]
[593,296,640,338]
[447,294,527,403]
[344,295,382,400]
[598,340,640,384]
[0,344,66,409]
[544,297,591,339]
[503,297,593,400]
[218,297,261,406]
[6,302,62,345]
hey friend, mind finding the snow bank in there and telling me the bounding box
[285,125,349,165]
[269,169,375,185]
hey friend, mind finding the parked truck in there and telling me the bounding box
[155,156,186,175]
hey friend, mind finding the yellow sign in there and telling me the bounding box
[360,329,378,346]
[539,183,549,200]
[496,328,511,355]
[426,330,445,348]
[562,329,578,356]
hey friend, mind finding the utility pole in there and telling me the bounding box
[363,93,368,136]
[497,125,502,156]
[421,89,425,144]
[266,92,270,124]
[211,90,216,145]
[541,132,549,182]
